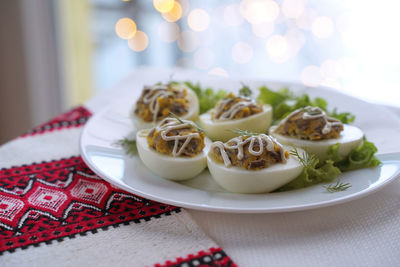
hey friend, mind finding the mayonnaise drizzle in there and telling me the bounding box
[278,106,342,135]
[215,97,258,120]
[211,134,287,167]
[155,118,201,157]
[142,85,173,123]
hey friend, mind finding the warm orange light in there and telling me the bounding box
[128,31,149,52]
[162,1,182,22]
[153,0,174,13]
[115,18,137,39]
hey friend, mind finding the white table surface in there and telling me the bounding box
[86,67,400,266]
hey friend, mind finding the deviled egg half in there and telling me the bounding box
[136,117,210,181]
[207,134,303,193]
[198,93,272,142]
[270,106,364,161]
[131,83,199,130]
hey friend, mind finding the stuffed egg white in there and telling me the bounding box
[207,134,303,193]
[270,106,364,161]
[198,93,272,142]
[131,83,199,130]
[136,117,210,181]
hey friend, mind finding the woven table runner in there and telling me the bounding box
[0,106,236,267]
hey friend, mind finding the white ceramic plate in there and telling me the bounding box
[80,83,400,213]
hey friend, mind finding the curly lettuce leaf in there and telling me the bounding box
[276,158,341,192]
[184,81,228,114]
[326,138,381,171]
[257,86,354,124]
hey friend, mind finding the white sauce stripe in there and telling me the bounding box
[155,118,201,157]
[211,134,287,167]
[215,97,258,120]
[142,85,173,123]
[277,106,342,135]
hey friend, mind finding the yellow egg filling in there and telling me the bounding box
[209,135,289,170]
[147,118,205,157]
[213,93,263,120]
[134,84,189,122]
[274,106,343,140]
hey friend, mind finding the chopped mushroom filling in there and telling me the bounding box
[213,93,263,120]
[135,84,189,123]
[209,134,289,170]
[273,106,343,140]
[147,118,205,157]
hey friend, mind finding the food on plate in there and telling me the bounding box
[136,117,209,181]
[131,83,199,130]
[207,134,303,193]
[198,93,272,142]
[270,106,364,161]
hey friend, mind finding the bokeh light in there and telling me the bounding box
[312,16,334,39]
[252,22,274,38]
[301,65,323,87]
[208,67,229,77]
[282,0,305,19]
[266,35,289,62]
[188,9,210,32]
[194,48,215,69]
[162,1,183,22]
[321,59,340,78]
[157,21,180,43]
[295,8,317,30]
[177,0,190,16]
[223,4,244,27]
[153,0,174,13]
[128,30,149,52]
[115,18,137,39]
[177,30,199,52]
[232,42,254,64]
[240,0,280,24]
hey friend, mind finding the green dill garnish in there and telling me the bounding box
[115,137,137,156]
[168,111,184,124]
[168,112,204,133]
[289,148,318,168]
[230,128,262,137]
[239,82,252,97]
[323,181,352,193]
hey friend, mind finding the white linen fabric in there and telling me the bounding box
[86,67,400,266]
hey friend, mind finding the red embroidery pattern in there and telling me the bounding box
[22,106,92,137]
[0,156,180,253]
[156,247,237,267]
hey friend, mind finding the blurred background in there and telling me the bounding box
[1,0,399,143]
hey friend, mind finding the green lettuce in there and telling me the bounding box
[257,86,355,124]
[277,138,381,192]
[183,81,228,114]
[276,151,341,192]
[326,138,381,171]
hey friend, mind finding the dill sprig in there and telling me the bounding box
[230,128,262,137]
[168,112,204,133]
[323,181,352,193]
[168,111,185,124]
[239,82,252,97]
[115,137,137,156]
[289,148,318,168]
